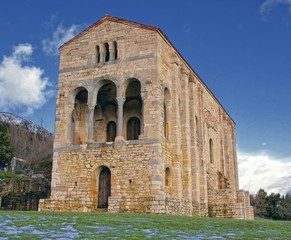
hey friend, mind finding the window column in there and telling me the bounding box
[87,103,95,143]
[116,96,125,137]
[140,91,146,135]
[109,42,117,61]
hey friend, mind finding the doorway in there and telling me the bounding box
[98,166,111,208]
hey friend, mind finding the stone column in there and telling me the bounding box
[230,122,239,194]
[181,68,192,201]
[100,44,106,63]
[197,85,208,205]
[116,96,125,138]
[189,76,200,203]
[170,56,182,198]
[164,101,172,139]
[87,103,95,143]
[66,106,74,146]
[218,109,225,175]
[109,42,116,61]
[140,91,147,136]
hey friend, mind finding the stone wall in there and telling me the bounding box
[40,139,165,212]
[236,190,254,220]
[1,177,50,210]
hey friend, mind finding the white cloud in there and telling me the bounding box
[0,43,52,114]
[238,151,291,194]
[260,0,291,19]
[42,24,82,55]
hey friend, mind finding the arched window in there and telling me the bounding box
[106,121,116,142]
[96,45,100,63]
[71,88,88,145]
[209,138,214,163]
[94,81,117,143]
[104,43,110,62]
[124,79,143,138]
[165,167,171,187]
[127,117,140,140]
[113,41,118,60]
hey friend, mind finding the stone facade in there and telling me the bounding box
[39,15,254,219]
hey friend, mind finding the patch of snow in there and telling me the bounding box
[0,112,52,135]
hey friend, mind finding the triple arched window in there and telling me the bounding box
[96,41,118,64]
[70,78,142,144]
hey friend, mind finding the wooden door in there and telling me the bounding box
[98,167,111,208]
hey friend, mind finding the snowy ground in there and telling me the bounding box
[0,213,237,239]
[0,212,288,239]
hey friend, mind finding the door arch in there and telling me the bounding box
[98,166,111,208]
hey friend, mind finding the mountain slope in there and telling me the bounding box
[0,112,53,179]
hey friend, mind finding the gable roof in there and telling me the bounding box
[59,15,160,50]
[59,15,235,124]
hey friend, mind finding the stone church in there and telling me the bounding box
[39,15,254,219]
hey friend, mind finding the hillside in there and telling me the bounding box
[0,112,53,179]
[0,112,53,210]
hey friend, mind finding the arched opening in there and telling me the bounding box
[127,117,140,140]
[94,81,117,143]
[124,79,142,140]
[98,166,111,208]
[104,43,110,62]
[106,121,116,142]
[96,45,100,63]
[165,167,171,187]
[209,138,214,164]
[113,41,118,60]
[164,88,171,139]
[71,88,88,145]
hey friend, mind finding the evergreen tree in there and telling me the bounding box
[266,193,281,220]
[253,188,268,218]
[278,194,291,220]
[0,122,13,170]
[252,189,291,220]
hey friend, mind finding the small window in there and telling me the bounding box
[104,43,110,62]
[106,121,116,142]
[96,45,100,63]
[113,41,118,60]
[127,117,140,140]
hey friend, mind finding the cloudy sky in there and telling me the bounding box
[0,0,291,194]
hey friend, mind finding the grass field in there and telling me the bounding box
[0,211,290,239]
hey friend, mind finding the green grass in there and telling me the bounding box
[0,211,290,239]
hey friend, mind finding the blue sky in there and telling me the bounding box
[0,0,291,194]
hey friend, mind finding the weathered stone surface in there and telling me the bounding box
[39,15,253,220]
